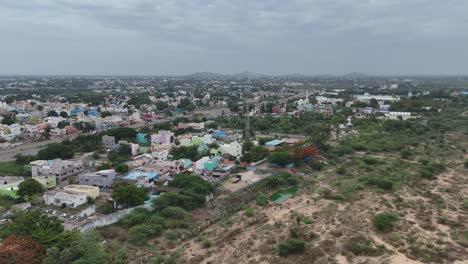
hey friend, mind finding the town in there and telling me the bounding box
[0,75,467,263]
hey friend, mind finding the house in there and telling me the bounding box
[385,112,412,120]
[102,135,117,150]
[77,169,116,191]
[30,159,84,186]
[151,130,174,144]
[196,157,210,171]
[64,126,79,135]
[281,138,303,146]
[136,133,148,144]
[353,93,400,103]
[33,175,57,189]
[131,154,154,167]
[265,139,285,149]
[177,122,205,130]
[44,190,87,208]
[220,141,242,158]
[151,143,172,160]
[212,164,235,178]
[121,170,160,187]
[64,185,100,199]
[8,124,22,135]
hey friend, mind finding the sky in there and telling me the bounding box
[1,0,468,76]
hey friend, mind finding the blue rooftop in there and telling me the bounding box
[265,139,284,147]
[122,170,159,181]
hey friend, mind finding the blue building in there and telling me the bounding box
[122,170,159,187]
[265,139,285,148]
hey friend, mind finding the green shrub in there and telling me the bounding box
[202,239,213,248]
[344,235,385,256]
[360,176,393,191]
[372,212,399,232]
[160,206,190,220]
[128,224,163,246]
[336,166,346,175]
[310,161,325,170]
[255,193,269,206]
[464,160,468,168]
[303,217,313,225]
[120,208,150,226]
[244,208,255,217]
[278,238,305,256]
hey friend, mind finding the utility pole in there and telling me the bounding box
[245,102,250,139]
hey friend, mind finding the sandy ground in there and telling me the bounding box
[222,170,270,193]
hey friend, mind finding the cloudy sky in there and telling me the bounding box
[1,0,467,75]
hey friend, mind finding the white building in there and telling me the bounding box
[30,159,84,186]
[44,190,88,208]
[221,141,242,158]
[195,156,210,171]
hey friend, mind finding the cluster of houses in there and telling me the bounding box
[0,126,248,212]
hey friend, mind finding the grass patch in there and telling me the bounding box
[270,187,299,203]
[0,161,27,176]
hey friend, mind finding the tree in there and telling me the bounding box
[106,127,137,142]
[115,164,129,173]
[100,111,112,118]
[43,125,51,140]
[112,182,148,208]
[37,143,75,160]
[47,110,59,117]
[59,111,68,118]
[57,121,67,129]
[1,114,15,125]
[372,212,399,232]
[155,101,169,111]
[269,152,295,166]
[278,238,305,256]
[17,178,44,198]
[170,145,199,160]
[0,236,45,264]
[0,210,69,248]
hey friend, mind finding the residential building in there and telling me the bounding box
[151,130,174,144]
[77,169,116,191]
[121,170,160,187]
[44,190,87,208]
[220,141,242,158]
[64,185,100,199]
[30,159,84,186]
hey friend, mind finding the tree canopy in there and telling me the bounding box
[111,182,148,208]
[17,178,44,198]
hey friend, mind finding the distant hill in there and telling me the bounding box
[232,71,268,79]
[185,72,226,79]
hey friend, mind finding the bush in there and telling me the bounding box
[464,160,468,168]
[202,239,213,249]
[361,176,393,191]
[255,193,269,206]
[344,235,385,256]
[128,224,163,246]
[303,217,313,225]
[278,238,305,257]
[120,208,150,226]
[336,166,346,175]
[310,161,325,171]
[372,212,399,232]
[160,207,190,220]
[244,208,255,217]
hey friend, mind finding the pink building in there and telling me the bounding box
[151,130,175,144]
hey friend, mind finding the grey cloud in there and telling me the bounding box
[0,0,467,75]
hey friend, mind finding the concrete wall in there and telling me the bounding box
[77,203,153,232]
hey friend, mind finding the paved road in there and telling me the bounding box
[0,118,173,161]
